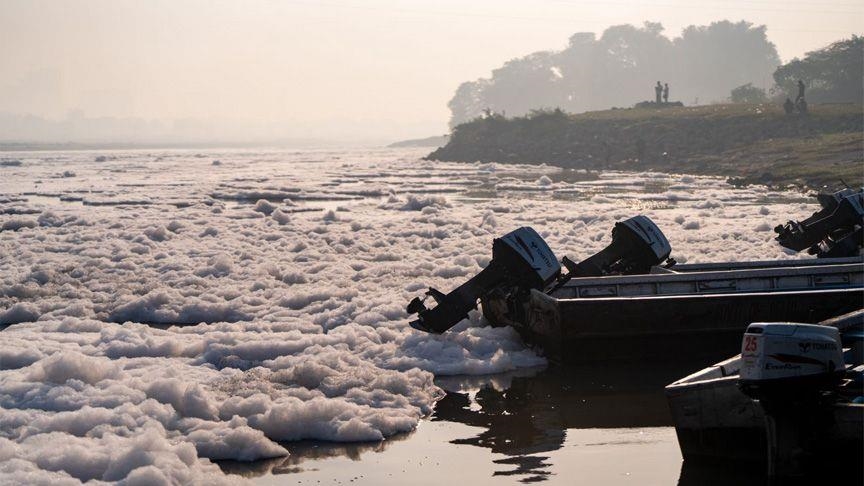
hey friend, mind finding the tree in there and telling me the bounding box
[481,52,563,119]
[730,83,768,103]
[673,21,779,105]
[587,22,674,109]
[773,36,863,104]
[446,21,782,128]
[447,81,487,129]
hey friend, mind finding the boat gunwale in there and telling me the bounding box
[552,261,864,293]
[669,256,863,272]
[542,286,864,304]
[666,356,742,390]
[665,373,740,393]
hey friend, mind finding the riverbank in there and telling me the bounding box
[428,103,863,190]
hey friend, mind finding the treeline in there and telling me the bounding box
[773,37,863,104]
[447,21,862,128]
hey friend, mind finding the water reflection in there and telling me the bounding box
[218,432,412,477]
[432,362,699,482]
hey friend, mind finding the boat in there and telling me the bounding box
[664,309,863,479]
[481,256,863,363]
[407,188,864,364]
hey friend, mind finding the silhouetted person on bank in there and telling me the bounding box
[663,83,669,103]
[796,80,806,103]
[655,82,663,104]
[796,97,808,114]
[783,98,795,114]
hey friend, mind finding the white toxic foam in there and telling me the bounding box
[0,147,814,483]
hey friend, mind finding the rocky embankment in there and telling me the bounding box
[428,104,864,189]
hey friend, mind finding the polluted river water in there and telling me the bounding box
[0,147,816,484]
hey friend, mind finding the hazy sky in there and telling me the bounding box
[1,0,861,143]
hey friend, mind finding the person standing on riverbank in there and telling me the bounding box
[663,83,669,103]
[796,79,806,103]
[655,82,663,104]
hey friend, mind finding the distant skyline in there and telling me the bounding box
[1,0,861,144]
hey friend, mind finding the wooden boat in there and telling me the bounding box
[482,256,864,363]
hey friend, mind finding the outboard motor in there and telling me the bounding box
[407,216,671,334]
[738,323,845,478]
[739,323,844,397]
[407,227,561,333]
[774,187,864,258]
[562,215,672,277]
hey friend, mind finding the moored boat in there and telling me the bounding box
[408,188,864,363]
[482,257,863,363]
[664,309,863,478]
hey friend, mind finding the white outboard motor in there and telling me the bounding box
[739,323,844,399]
[738,323,845,478]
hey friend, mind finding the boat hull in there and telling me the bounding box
[483,287,864,363]
[665,311,864,473]
[668,377,863,467]
[666,373,765,462]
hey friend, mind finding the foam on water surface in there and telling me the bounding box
[0,147,814,483]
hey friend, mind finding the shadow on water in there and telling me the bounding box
[432,360,862,485]
[430,362,696,482]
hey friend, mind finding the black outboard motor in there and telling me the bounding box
[407,216,672,334]
[774,188,864,258]
[407,227,561,333]
[561,215,672,278]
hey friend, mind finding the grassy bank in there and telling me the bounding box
[428,103,863,190]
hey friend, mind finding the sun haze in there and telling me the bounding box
[1,0,861,144]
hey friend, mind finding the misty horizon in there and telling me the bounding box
[0,111,438,148]
[1,0,862,145]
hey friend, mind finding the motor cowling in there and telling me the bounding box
[774,187,864,258]
[739,323,844,401]
[563,215,672,277]
[492,226,561,289]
